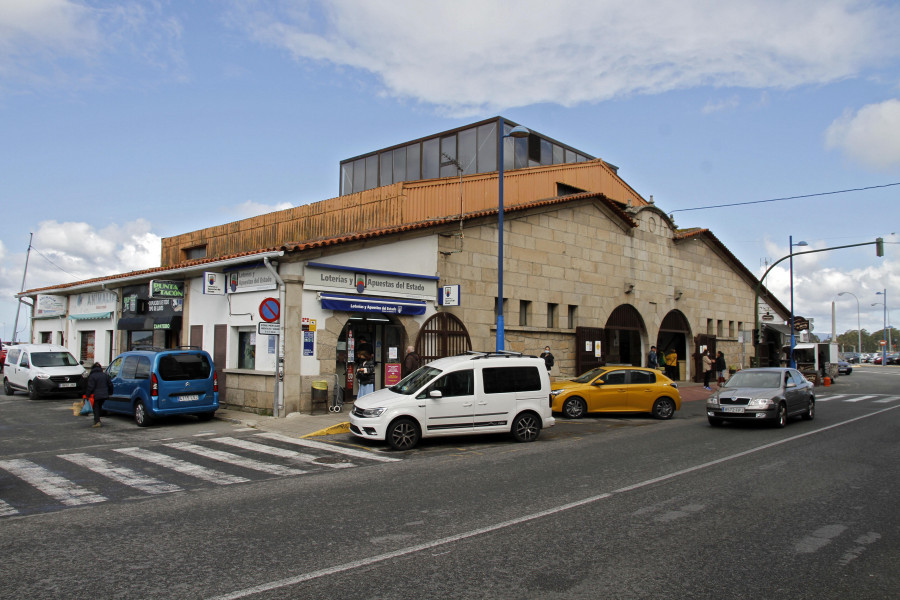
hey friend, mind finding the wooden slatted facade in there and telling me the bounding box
[161,160,648,266]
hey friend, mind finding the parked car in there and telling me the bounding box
[886,352,900,365]
[350,352,555,450]
[550,365,681,420]
[104,348,218,426]
[706,367,814,427]
[837,360,852,375]
[841,353,860,364]
[0,341,6,371]
[2,344,87,399]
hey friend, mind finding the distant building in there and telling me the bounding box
[21,117,789,415]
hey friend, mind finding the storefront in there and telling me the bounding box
[117,282,184,349]
[67,290,117,364]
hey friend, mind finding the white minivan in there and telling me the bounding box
[350,352,555,450]
[2,344,87,399]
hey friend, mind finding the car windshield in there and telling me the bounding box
[30,352,79,367]
[725,371,782,388]
[389,366,442,395]
[572,367,608,383]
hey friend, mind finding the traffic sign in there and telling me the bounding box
[258,322,280,336]
[259,297,280,323]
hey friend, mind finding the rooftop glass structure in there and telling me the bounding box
[339,117,597,196]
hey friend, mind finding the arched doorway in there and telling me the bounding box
[658,310,691,381]
[337,313,407,399]
[416,312,472,364]
[603,305,646,366]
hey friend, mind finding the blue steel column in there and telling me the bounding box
[496,117,505,352]
[789,235,796,369]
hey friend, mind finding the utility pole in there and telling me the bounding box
[12,233,33,343]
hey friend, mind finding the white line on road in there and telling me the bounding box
[256,432,402,463]
[60,453,183,495]
[207,404,900,600]
[874,396,900,404]
[164,442,308,476]
[0,459,106,506]
[211,437,355,469]
[0,499,18,517]
[816,395,848,402]
[843,395,877,403]
[115,447,251,485]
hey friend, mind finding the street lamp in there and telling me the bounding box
[496,118,530,352]
[789,236,808,368]
[874,289,891,364]
[836,292,861,357]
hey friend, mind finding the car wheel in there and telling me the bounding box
[3,378,14,396]
[708,416,724,427]
[386,418,420,450]
[511,412,541,443]
[134,400,152,427]
[802,397,815,421]
[562,397,587,419]
[774,402,787,428]
[28,381,41,400]
[196,412,215,422]
[652,397,676,420]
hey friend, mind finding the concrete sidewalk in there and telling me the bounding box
[214,380,718,438]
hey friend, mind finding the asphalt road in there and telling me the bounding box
[1,366,898,599]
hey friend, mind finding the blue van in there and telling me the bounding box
[105,349,218,426]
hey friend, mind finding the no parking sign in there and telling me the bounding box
[259,298,280,323]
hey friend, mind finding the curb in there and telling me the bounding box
[301,422,351,438]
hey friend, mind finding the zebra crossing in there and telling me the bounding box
[816,393,900,404]
[0,432,400,518]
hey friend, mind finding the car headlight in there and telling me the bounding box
[707,395,720,406]
[358,407,386,418]
[747,397,774,408]
[550,389,566,397]
[35,373,50,379]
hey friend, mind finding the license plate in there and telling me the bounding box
[723,406,744,413]
[179,394,199,402]
[59,383,76,388]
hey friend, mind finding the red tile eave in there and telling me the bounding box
[22,248,282,295]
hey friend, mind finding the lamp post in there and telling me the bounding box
[789,236,808,368]
[496,118,530,352]
[875,289,891,364]
[836,292,861,357]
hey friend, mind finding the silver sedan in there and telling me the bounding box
[706,367,815,427]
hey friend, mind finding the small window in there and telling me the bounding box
[184,246,206,260]
[482,366,543,394]
[519,300,531,327]
[547,303,558,328]
[717,320,724,337]
[567,305,578,329]
[238,331,256,370]
[40,332,52,344]
[729,321,735,337]
[630,370,656,384]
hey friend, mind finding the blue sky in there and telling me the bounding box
[1,0,898,347]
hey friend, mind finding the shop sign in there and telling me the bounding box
[71,291,117,315]
[439,284,460,306]
[149,280,185,299]
[305,264,437,300]
[258,322,280,335]
[203,272,226,295]
[319,294,427,315]
[226,266,277,294]
[35,294,67,318]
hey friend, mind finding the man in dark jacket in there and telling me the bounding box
[402,346,420,378]
[85,363,114,428]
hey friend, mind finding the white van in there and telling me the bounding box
[2,344,87,399]
[350,352,555,450]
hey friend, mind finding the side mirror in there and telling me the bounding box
[429,390,443,399]
[786,381,796,388]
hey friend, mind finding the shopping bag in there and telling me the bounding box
[80,395,94,415]
[72,400,83,416]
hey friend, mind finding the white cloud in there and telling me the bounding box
[702,95,740,114]
[825,99,900,171]
[230,0,900,116]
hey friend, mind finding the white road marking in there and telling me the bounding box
[115,447,250,485]
[816,395,848,402]
[843,395,877,403]
[0,499,18,517]
[0,459,106,506]
[211,437,354,469]
[256,432,402,463]
[874,396,900,404]
[60,453,182,495]
[208,404,900,600]
[164,442,308,476]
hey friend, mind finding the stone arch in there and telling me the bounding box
[603,304,647,366]
[416,312,472,363]
[657,309,692,380]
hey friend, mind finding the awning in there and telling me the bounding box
[117,316,183,331]
[68,311,113,321]
[319,293,427,315]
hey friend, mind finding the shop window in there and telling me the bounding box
[238,329,256,370]
[128,330,153,350]
[547,303,558,328]
[40,331,52,344]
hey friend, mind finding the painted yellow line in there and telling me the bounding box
[301,422,350,437]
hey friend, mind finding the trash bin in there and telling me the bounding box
[311,380,328,413]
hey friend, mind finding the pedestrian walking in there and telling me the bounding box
[85,362,113,428]
[539,345,555,372]
[402,345,420,378]
[665,348,678,380]
[702,350,713,390]
[715,351,727,387]
[656,348,666,373]
[356,350,375,398]
[648,345,659,369]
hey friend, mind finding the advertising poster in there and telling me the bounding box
[303,330,314,356]
[385,363,402,386]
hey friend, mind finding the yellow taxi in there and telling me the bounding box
[550,366,681,419]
